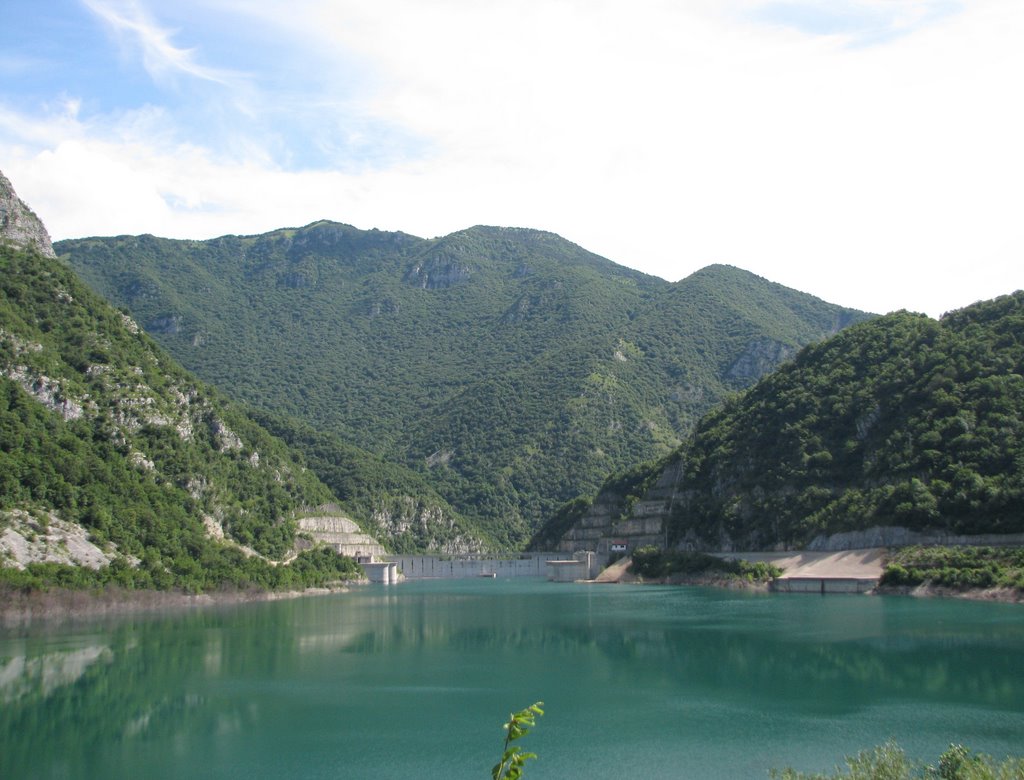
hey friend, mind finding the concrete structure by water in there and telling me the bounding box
[772,576,877,594]
[297,514,385,558]
[546,551,601,582]
[385,553,562,580]
[724,549,886,594]
[360,561,400,584]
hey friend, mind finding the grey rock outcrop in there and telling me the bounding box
[726,337,796,383]
[0,510,120,569]
[404,252,473,289]
[297,514,386,558]
[370,497,485,555]
[0,170,55,258]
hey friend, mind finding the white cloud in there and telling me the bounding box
[2,0,1022,318]
[81,0,242,87]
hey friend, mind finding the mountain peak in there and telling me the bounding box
[0,169,55,258]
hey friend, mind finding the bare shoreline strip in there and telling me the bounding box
[589,553,1024,604]
[0,582,361,630]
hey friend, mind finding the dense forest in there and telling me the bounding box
[59,222,868,546]
[542,293,1024,551]
[246,407,487,553]
[0,241,362,591]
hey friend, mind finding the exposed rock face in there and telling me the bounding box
[370,497,486,555]
[0,170,55,258]
[404,253,473,289]
[145,315,183,335]
[0,511,120,570]
[0,360,84,421]
[297,514,386,558]
[726,338,796,383]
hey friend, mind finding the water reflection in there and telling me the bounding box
[1,583,1022,779]
[0,643,111,704]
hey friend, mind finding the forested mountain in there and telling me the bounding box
[1,172,369,590]
[540,293,1024,553]
[59,222,868,546]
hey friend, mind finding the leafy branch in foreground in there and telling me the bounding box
[492,701,544,780]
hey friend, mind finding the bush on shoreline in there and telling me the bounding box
[771,740,1024,779]
[0,544,362,595]
[880,546,1024,592]
[629,545,782,583]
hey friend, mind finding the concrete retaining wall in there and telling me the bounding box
[297,515,386,558]
[807,526,1024,551]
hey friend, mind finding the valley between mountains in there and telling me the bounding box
[56,220,867,550]
[4,167,1023,598]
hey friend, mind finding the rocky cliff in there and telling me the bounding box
[368,496,487,556]
[0,170,55,258]
[1,171,379,590]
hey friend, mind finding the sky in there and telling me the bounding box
[1,0,1022,318]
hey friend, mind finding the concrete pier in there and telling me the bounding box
[360,561,399,584]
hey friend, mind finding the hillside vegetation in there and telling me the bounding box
[59,222,867,546]
[541,293,1024,552]
[0,241,363,591]
[246,407,488,553]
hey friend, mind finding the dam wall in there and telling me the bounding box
[385,553,563,580]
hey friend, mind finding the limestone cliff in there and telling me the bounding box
[0,170,55,258]
[368,496,487,555]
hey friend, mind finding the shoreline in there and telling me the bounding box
[5,573,1021,631]
[872,582,1024,604]
[623,577,1024,603]
[591,555,1023,603]
[0,581,363,630]
[600,576,1023,603]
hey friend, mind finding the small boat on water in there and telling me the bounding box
[479,572,497,578]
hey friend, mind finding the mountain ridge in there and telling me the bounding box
[542,292,1024,554]
[59,220,872,547]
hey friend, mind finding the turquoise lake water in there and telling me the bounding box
[2,579,1023,779]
